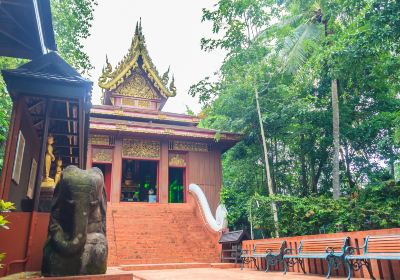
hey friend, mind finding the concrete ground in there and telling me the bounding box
[128,268,346,280]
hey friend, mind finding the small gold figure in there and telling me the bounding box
[41,135,56,188]
[54,158,62,186]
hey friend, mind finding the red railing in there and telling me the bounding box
[242,228,400,279]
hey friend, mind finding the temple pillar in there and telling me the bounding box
[159,140,169,203]
[86,143,92,170]
[111,138,122,203]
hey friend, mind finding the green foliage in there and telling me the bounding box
[225,180,400,237]
[194,0,400,199]
[51,0,97,74]
[0,200,15,267]
[0,58,24,174]
[195,0,400,235]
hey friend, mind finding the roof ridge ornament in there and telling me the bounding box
[169,75,176,95]
[162,66,170,85]
[98,20,176,99]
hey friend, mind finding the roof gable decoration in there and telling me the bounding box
[98,20,177,100]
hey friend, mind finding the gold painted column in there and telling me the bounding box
[111,138,122,203]
[159,140,169,203]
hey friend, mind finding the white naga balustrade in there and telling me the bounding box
[188,183,228,232]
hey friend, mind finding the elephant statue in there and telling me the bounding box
[42,165,108,276]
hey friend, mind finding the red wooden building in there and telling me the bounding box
[87,22,240,213]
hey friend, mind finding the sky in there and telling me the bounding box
[82,0,225,114]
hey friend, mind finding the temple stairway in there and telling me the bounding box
[106,202,221,267]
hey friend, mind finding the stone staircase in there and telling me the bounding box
[106,202,221,266]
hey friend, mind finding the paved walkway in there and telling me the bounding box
[129,268,346,280]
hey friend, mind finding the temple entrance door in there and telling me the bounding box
[168,167,185,203]
[92,163,112,202]
[121,159,158,202]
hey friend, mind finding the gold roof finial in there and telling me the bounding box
[162,66,170,85]
[99,54,113,84]
[169,75,177,95]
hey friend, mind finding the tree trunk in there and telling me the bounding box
[300,134,308,196]
[254,82,280,238]
[331,79,340,199]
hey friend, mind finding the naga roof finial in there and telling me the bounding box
[169,75,177,95]
[99,54,113,84]
[162,66,170,85]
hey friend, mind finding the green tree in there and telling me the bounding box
[0,0,97,173]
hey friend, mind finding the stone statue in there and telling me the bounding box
[54,158,62,186]
[41,135,55,188]
[42,165,108,276]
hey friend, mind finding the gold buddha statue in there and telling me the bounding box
[54,158,63,186]
[41,135,56,188]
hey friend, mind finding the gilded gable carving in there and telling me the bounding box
[169,153,186,167]
[115,71,158,99]
[122,139,160,159]
[171,141,208,152]
[92,148,113,162]
[89,135,110,146]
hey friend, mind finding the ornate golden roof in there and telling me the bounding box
[98,20,176,99]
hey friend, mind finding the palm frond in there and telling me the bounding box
[280,23,322,73]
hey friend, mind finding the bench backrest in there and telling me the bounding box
[253,240,286,254]
[299,237,349,254]
[365,234,400,254]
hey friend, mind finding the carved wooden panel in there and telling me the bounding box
[122,139,160,159]
[92,148,113,163]
[121,98,135,106]
[115,71,158,99]
[89,135,111,146]
[169,153,186,167]
[170,141,208,152]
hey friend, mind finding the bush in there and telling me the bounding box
[222,180,400,238]
[0,200,15,267]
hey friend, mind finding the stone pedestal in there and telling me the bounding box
[38,187,55,212]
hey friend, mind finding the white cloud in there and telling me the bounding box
[82,0,225,114]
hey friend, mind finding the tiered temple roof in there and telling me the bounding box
[91,20,241,148]
[98,20,175,110]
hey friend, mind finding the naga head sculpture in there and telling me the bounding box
[42,165,108,276]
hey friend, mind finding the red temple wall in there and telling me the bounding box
[0,212,49,276]
[187,150,222,214]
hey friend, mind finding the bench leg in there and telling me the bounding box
[326,256,335,279]
[299,259,306,274]
[364,260,375,280]
[283,258,289,275]
[253,257,259,270]
[345,260,352,280]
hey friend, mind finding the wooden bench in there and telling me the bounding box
[241,240,286,271]
[283,237,349,278]
[345,234,400,280]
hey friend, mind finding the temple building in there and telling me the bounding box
[87,22,240,212]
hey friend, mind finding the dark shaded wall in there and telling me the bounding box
[7,102,41,211]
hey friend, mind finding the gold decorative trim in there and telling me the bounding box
[138,99,151,108]
[92,148,113,162]
[122,98,135,106]
[171,141,208,152]
[169,153,186,167]
[89,135,110,146]
[122,139,160,159]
